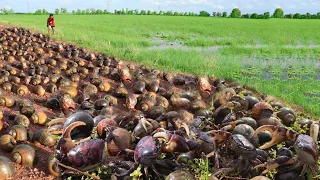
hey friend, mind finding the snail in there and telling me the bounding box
[31,111,48,125]
[0,95,15,107]
[32,129,56,147]
[9,125,29,142]
[0,156,15,180]
[14,114,30,128]
[12,144,36,167]
[16,85,29,96]
[33,85,46,96]
[0,134,17,152]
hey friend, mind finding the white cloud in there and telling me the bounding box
[217,5,224,9]
[232,3,239,8]
[275,4,281,8]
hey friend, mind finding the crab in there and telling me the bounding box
[252,125,319,179]
[116,128,199,178]
[206,130,267,177]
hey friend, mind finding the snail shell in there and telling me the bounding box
[63,86,78,98]
[0,134,17,152]
[98,82,111,92]
[47,83,57,93]
[20,105,35,117]
[0,111,3,120]
[2,82,12,92]
[106,128,131,156]
[31,111,48,125]
[0,95,15,107]
[218,88,236,105]
[14,114,30,128]
[12,144,35,167]
[252,102,273,120]
[9,125,28,142]
[0,156,15,180]
[16,85,29,96]
[32,129,56,147]
[34,85,46,96]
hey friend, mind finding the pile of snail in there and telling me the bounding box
[0,27,319,180]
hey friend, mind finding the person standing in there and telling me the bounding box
[47,14,55,36]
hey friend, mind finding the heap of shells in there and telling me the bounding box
[0,27,319,180]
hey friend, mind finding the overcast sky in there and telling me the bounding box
[1,0,320,14]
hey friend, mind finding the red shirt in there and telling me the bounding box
[47,17,55,26]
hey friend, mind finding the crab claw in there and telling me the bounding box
[254,156,295,175]
[140,117,153,132]
[46,118,67,134]
[153,131,198,153]
[48,156,61,177]
[253,125,298,149]
[310,122,319,143]
[56,121,91,154]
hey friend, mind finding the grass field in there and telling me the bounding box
[1,15,320,117]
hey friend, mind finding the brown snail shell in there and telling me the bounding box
[276,107,296,127]
[106,128,131,156]
[114,85,128,98]
[83,84,98,96]
[133,80,146,94]
[218,88,236,105]
[98,81,111,92]
[96,118,119,137]
[32,129,56,147]
[12,144,35,167]
[16,85,29,96]
[9,76,21,84]
[70,74,80,82]
[0,156,15,180]
[63,86,78,98]
[0,111,3,120]
[34,85,46,96]
[2,82,12,92]
[14,114,30,128]
[47,83,57,93]
[20,105,35,117]
[31,111,48,125]
[0,134,17,152]
[103,95,118,106]
[9,125,28,142]
[252,102,273,120]
[156,96,169,109]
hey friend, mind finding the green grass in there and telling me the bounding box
[1,14,320,117]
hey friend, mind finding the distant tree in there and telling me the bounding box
[159,10,164,15]
[90,8,96,14]
[317,12,320,19]
[212,12,216,17]
[140,10,146,15]
[241,13,249,18]
[311,14,317,19]
[71,10,76,15]
[250,13,258,19]
[55,8,60,15]
[222,11,227,17]
[147,10,151,15]
[96,9,103,14]
[230,8,241,18]
[152,11,157,15]
[184,12,188,16]
[273,8,284,18]
[103,9,108,14]
[284,14,293,18]
[166,10,173,16]
[306,12,311,19]
[216,12,222,17]
[300,14,306,19]
[293,13,300,19]
[134,9,139,15]
[42,9,48,14]
[199,11,210,17]
[34,9,42,15]
[60,8,67,14]
[76,9,81,15]
[264,12,270,19]
[81,10,86,15]
[1,8,14,14]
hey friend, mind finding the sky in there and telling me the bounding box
[1,0,320,14]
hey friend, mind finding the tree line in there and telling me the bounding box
[1,7,320,19]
